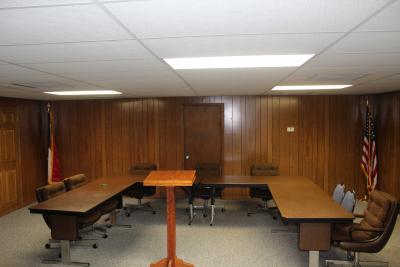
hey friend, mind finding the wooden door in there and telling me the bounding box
[0,105,21,216]
[183,104,224,171]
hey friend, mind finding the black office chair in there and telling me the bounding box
[124,163,157,216]
[247,163,278,219]
[189,162,224,226]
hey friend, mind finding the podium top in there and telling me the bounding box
[143,170,196,187]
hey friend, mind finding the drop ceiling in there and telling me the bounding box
[0,0,399,100]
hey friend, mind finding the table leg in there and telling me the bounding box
[150,187,194,267]
[309,251,319,267]
[42,240,90,266]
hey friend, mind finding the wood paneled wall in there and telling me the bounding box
[54,95,371,198]
[0,98,46,216]
[375,91,400,200]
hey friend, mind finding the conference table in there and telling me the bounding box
[200,175,354,267]
[29,175,145,266]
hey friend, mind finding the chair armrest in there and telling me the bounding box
[348,225,384,241]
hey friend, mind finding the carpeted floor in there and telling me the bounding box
[0,199,398,267]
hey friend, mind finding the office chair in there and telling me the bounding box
[247,163,278,219]
[333,184,346,204]
[326,190,398,267]
[189,162,224,226]
[124,163,157,216]
[35,182,99,250]
[341,190,356,213]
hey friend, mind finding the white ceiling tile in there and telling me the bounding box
[85,72,194,96]
[0,0,91,8]
[0,40,153,63]
[0,5,131,45]
[143,33,342,58]
[327,32,400,54]
[305,53,400,67]
[105,0,387,38]
[283,66,400,84]
[178,68,294,95]
[22,59,169,75]
[357,0,400,32]
[0,64,44,76]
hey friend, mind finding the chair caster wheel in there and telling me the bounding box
[210,224,213,226]
[102,234,108,239]
[106,225,112,228]
[93,244,98,249]
[272,216,276,220]
[221,208,225,212]
[58,253,61,258]
[126,213,130,217]
[188,222,192,226]
[203,214,207,218]
[152,211,156,215]
[45,244,51,249]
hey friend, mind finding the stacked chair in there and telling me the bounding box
[189,162,224,226]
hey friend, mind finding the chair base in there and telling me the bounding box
[125,199,156,216]
[326,252,388,267]
[106,210,132,229]
[188,200,225,226]
[247,201,277,220]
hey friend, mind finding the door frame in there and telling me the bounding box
[182,103,224,174]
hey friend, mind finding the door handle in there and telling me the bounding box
[185,154,190,160]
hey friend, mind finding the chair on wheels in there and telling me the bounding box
[332,184,346,204]
[124,163,157,216]
[189,162,224,226]
[326,190,399,267]
[35,182,99,264]
[247,163,278,219]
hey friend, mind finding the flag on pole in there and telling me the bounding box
[361,101,378,193]
[47,103,62,184]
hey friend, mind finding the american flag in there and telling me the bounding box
[361,104,378,192]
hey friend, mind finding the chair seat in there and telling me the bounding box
[100,199,119,214]
[332,221,380,242]
[78,210,102,228]
[250,187,272,200]
[124,182,156,199]
[193,187,223,200]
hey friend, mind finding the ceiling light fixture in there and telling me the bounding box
[44,90,122,96]
[164,54,314,69]
[272,85,352,90]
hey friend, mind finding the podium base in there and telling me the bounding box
[150,257,194,267]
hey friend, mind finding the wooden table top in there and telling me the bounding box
[265,176,354,223]
[29,175,145,216]
[143,170,196,187]
[200,175,268,186]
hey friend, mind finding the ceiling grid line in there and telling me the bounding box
[264,0,399,95]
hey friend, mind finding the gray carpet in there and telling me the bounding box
[0,199,399,267]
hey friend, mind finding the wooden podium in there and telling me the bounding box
[143,170,196,267]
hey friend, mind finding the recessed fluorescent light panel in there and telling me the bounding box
[164,54,314,69]
[44,90,122,95]
[272,85,352,90]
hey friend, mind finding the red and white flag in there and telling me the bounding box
[47,103,62,184]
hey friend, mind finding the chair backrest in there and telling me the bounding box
[63,174,86,191]
[35,182,66,229]
[195,162,221,177]
[342,190,398,253]
[35,182,66,203]
[341,190,356,213]
[332,184,345,203]
[131,163,157,175]
[250,163,278,176]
